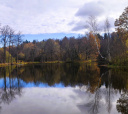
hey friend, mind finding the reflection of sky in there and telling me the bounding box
[0,78,65,88]
[0,87,121,114]
[0,78,123,114]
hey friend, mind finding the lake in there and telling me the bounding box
[0,63,127,114]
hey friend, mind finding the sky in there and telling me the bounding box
[0,0,127,41]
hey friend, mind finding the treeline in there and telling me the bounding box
[0,32,101,62]
[0,6,128,65]
[19,31,128,65]
[0,31,126,64]
[0,25,22,64]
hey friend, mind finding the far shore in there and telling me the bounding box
[0,60,127,68]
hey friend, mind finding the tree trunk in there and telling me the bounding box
[108,34,111,63]
[4,43,6,63]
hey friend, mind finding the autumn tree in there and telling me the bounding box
[87,16,106,60]
[23,43,34,61]
[115,6,128,33]
[115,6,128,45]
[87,32,100,60]
[44,39,60,61]
[61,37,70,61]
[69,37,79,61]
[114,6,128,64]
[77,37,88,60]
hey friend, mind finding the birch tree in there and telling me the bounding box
[87,16,106,60]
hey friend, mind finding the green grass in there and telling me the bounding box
[107,64,128,68]
[42,61,64,63]
[0,59,95,67]
[0,62,40,67]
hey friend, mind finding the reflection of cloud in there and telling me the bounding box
[0,87,121,114]
[77,86,120,114]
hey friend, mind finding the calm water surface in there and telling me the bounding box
[0,63,128,114]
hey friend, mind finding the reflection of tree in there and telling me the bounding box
[104,68,128,113]
[116,92,128,114]
[80,67,106,114]
[84,67,128,114]
[19,63,101,88]
[88,89,101,114]
[79,68,114,114]
[105,70,113,113]
[0,66,22,111]
[0,63,128,114]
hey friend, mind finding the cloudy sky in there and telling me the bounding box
[0,0,127,40]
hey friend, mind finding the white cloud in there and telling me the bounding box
[72,0,128,34]
[0,0,81,34]
[0,0,127,34]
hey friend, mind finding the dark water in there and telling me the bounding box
[0,63,128,114]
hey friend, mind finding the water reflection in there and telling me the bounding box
[117,92,128,114]
[0,66,22,113]
[0,63,128,114]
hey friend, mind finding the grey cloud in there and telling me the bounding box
[98,17,115,32]
[75,2,105,17]
[72,17,115,32]
[68,21,75,25]
[72,21,89,31]
[72,25,85,31]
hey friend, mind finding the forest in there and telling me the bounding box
[0,6,128,65]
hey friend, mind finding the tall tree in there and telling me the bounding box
[15,32,23,63]
[8,28,15,64]
[114,6,128,64]
[61,37,69,61]
[115,6,128,32]
[44,39,60,61]
[104,18,111,62]
[115,6,128,43]
[0,25,10,63]
[87,16,106,60]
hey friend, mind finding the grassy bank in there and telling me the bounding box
[106,64,128,68]
[41,60,92,64]
[0,60,93,67]
[0,62,40,67]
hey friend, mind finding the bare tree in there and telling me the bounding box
[15,32,23,63]
[0,25,10,63]
[104,18,111,63]
[8,28,15,64]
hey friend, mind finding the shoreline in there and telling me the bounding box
[1,61,128,68]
